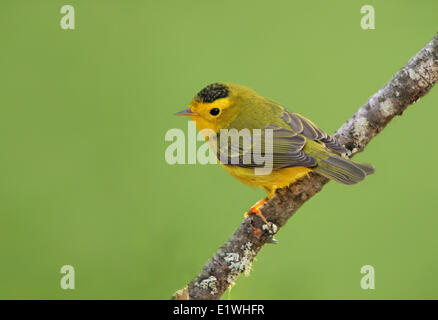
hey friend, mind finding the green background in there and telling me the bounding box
[1,0,437,299]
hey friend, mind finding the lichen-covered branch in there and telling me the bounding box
[173,33,438,300]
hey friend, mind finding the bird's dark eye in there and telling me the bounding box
[209,108,220,116]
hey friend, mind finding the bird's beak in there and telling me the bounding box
[174,107,198,116]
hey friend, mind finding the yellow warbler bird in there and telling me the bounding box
[176,83,374,224]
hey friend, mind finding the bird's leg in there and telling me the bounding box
[245,197,269,224]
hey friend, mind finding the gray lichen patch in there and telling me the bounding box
[224,252,239,263]
[412,58,438,87]
[342,149,353,158]
[262,222,278,235]
[195,276,218,295]
[408,69,421,81]
[352,116,369,147]
[224,242,256,285]
[406,58,438,89]
[380,100,394,117]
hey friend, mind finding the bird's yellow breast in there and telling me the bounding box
[221,164,312,197]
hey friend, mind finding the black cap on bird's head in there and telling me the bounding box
[175,83,231,117]
[175,82,258,131]
[196,83,230,103]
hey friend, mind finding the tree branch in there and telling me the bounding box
[173,33,438,300]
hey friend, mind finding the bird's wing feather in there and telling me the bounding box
[216,125,317,169]
[281,109,348,155]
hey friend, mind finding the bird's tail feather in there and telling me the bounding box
[314,155,375,185]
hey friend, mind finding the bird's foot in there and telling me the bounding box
[245,197,278,243]
[245,197,269,223]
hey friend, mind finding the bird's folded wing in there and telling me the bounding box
[281,109,348,155]
[216,125,317,169]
